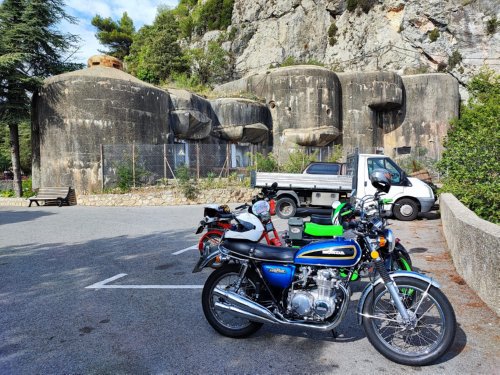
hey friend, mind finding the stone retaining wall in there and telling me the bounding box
[440,193,500,315]
[0,188,259,207]
[76,187,259,207]
[0,198,29,207]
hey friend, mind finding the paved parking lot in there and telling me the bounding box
[0,205,498,374]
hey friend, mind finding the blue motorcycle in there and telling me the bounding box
[193,169,456,366]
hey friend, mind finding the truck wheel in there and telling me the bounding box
[276,197,297,219]
[393,198,419,221]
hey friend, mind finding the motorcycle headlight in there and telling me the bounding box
[384,229,395,252]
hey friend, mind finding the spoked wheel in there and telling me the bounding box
[362,276,456,366]
[202,264,263,338]
[198,231,223,269]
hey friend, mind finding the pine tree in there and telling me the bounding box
[0,0,79,196]
[91,12,135,61]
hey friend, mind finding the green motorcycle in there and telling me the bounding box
[283,194,413,278]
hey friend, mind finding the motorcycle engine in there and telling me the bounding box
[287,269,341,321]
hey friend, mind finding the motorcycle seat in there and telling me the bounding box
[310,214,332,225]
[222,239,296,263]
[304,222,344,237]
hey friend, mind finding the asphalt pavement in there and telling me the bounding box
[0,205,498,374]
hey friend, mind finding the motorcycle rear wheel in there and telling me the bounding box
[202,265,263,338]
[362,276,456,366]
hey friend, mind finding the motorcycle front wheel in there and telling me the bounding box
[202,264,263,338]
[362,276,456,366]
[392,243,412,271]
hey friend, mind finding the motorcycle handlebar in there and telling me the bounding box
[235,204,248,210]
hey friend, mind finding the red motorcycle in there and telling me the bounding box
[196,184,282,262]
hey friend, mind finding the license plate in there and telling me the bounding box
[265,222,274,232]
[195,225,204,234]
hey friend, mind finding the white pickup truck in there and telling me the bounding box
[251,153,436,221]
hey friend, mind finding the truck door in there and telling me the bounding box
[364,157,406,198]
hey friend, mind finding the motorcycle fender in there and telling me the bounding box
[192,248,221,273]
[195,225,204,234]
[356,271,441,325]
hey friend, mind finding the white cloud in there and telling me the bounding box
[62,0,179,64]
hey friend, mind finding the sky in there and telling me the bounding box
[61,0,179,64]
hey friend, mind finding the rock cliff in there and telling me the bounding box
[205,0,499,97]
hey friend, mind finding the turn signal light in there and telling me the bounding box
[379,236,387,247]
[371,250,380,259]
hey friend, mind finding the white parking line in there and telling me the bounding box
[172,245,198,255]
[85,274,203,289]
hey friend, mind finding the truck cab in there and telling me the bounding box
[351,154,436,221]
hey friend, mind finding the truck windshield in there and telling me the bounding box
[367,157,403,185]
[305,163,341,175]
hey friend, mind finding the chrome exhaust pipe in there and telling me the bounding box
[212,285,351,332]
[213,287,279,323]
[214,302,277,324]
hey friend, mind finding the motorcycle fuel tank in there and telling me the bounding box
[261,264,296,288]
[294,238,362,267]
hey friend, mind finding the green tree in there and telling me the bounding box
[126,9,187,83]
[91,12,135,60]
[185,41,231,86]
[192,0,235,36]
[437,68,500,223]
[0,0,78,196]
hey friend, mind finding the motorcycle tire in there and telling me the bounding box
[202,264,263,338]
[362,276,456,366]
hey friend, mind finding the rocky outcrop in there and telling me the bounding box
[223,0,499,97]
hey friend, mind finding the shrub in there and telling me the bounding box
[247,152,278,172]
[282,149,318,173]
[429,28,440,42]
[176,164,199,200]
[437,68,500,223]
[359,0,376,13]
[347,0,358,12]
[486,16,498,35]
[328,22,338,46]
[448,50,462,70]
[327,145,343,163]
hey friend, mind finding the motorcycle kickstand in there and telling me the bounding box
[330,329,338,339]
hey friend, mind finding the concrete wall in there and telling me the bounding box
[32,66,171,193]
[440,193,500,315]
[337,71,404,155]
[384,74,460,160]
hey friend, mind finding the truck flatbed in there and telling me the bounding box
[252,172,353,191]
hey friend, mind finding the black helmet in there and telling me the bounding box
[369,169,391,193]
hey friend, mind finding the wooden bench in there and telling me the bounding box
[29,187,74,207]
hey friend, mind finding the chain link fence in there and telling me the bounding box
[100,143,441,190]
[102,143,257,189]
